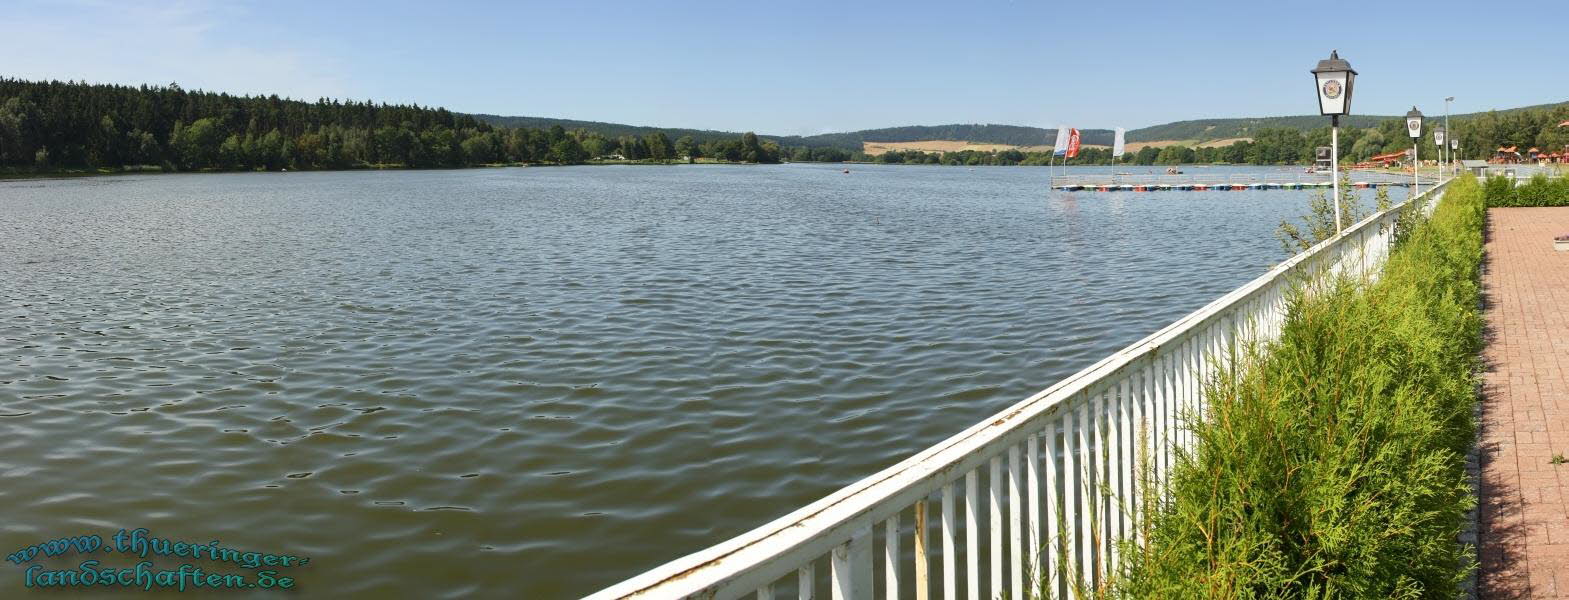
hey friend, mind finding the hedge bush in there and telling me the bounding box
[1116,175,1486,598]
[1484,172,1569,207]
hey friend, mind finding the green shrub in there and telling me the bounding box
[1484,172,1569,207]
[1116,175,1485,598]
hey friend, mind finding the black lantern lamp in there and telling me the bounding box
[1406,106,1424,139]
[1312,50,1356,124]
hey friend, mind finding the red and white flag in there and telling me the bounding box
[1066,128,1081,158]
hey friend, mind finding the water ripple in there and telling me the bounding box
[0,165,1401,597]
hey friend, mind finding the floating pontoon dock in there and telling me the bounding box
[1051,172,1426,192]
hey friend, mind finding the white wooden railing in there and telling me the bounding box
[588,180,1452,600]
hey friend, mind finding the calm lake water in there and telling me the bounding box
[0,164,1401,597]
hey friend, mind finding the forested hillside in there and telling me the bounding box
[471,114,746,147]
[1125,101,1569,142]
[0,78,789,171]
[1125,115,1391,142]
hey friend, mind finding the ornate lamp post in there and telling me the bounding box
[1312,50,1357,232]
[1434,126,1447,180]
[1406,106,1424,196]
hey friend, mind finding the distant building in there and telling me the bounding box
[1314,146,1332,171]
[1460,159,1489,177]
[1369,150,1407,167]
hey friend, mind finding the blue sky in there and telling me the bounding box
[6,0,1562,135]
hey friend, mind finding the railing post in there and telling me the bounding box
[914,501,929,600]
[1062,410,1077,596]
[1009,445,1024,600]
[1078,395,1093,592]
[1043,420,1060,599]
[1116,376,1132,571]
[989,456,1003,597]
[800,563,816,600]
[943,484,956,600]
[1161,352,1175,493]
[832,525,872,600]
[1094,388,1108,585]
[1027,433,1041,590]
[965,471,980,600]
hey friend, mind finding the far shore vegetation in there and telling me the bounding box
[4,78,1567,178]
[0,78,824,178]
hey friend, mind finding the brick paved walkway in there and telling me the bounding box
[1479,207,1569,598]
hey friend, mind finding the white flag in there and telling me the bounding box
[1112,128,1126,158]
[1052,126,1070,155]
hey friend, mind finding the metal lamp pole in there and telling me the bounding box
[1444,96,1453,180]
[1332,116,1340,227]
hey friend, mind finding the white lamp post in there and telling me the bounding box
[1312,50,1356,232]
[1452,138,1459,171]
[1434,126,1446,181]
[1406,106,1424,196]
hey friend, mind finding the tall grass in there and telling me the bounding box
[1115,175,1486,598]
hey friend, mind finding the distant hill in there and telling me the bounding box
[1125,101,1569,142]
[472,114,747,146]
[473,100,1568,151]
[790,124,1115,148]
[1124,115,1391,142]
[470,116,1112,150]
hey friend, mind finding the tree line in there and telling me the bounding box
[869,104,1569,167]
[0,78,786,172]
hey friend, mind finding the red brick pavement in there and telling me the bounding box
[1479,208,1569,598]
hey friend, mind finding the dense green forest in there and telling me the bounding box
[0,78,790,173]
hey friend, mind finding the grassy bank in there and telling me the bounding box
[1116,175,1486,597]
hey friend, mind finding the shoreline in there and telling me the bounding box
[5,161,1475,182]
[0,159,819,182]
